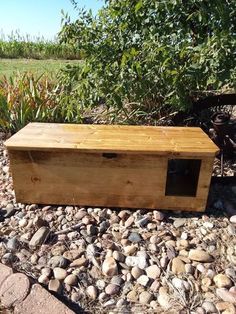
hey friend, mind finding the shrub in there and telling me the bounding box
[0,72,82,133]
[58,0,236,123]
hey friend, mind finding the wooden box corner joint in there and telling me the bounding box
[4,123,219,212]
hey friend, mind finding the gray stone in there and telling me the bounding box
[87,224,98,236]
[173,218,186,228]
[29,227,50,248]
[2,204,15,218]
[86,244,99,259]
[99,221,110,233]
[2,253,16,264]
[128,232,142,243]
[49,256,69,268]
[111,276,124,286]
[7,237,19,251]
[136,216,150,228]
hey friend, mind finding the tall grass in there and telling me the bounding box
[0,72,83,133]
[0,32,80,60]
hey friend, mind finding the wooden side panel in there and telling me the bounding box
[8,150,213,211]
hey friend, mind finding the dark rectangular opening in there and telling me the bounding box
[165,159,201,197]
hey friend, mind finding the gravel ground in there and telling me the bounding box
[1,135,236,314]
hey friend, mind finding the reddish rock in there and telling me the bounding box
[15,284,74,313]
[0,273,30,308]
[0,263,13,287]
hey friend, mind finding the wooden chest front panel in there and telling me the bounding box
[9,150,214,211]
[9,150,169,209]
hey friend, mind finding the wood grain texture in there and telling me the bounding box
[8,150,214,211]
[5,123,219,157]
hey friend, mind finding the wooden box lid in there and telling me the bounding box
[4,122,219,157]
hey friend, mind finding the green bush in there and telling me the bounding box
[59,0,236,123]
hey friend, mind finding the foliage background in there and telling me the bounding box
[59,0,236,123]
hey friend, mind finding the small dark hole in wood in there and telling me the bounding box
[102,153,118,159]
[165,159,201,197]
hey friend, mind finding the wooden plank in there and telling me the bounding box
[8,150,211,211]
[5,123,219,157]
[9,150,166,208]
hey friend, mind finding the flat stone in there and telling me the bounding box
[216,301,236,313]
[145,265,161,279]
[128,232,142,243]
[53,267,67,280]
[15,284,74,314]
[171,257,185,274]
[214,274,232,288]
[216,288,236,303]
[0,273,30,308]
[105,283,120,295]
[173,218,186,228]
[124,216,134,228]
[113,251,125,262]
[137,275,150,287]
[125,256,147,269]
[64,274,78,286]
[202,301,217,313]
[136,216,150,228]
[86,285,98,300]
[230,215,236,224]
[48,279,62,293]
[150,280,160,293]
[111,276,124,286]
[124,245,137,255]
[38,274,49,285]
[127,290,138,302]
[131,266,144,279]
[157,288,171,310]
[7,237,19,251]
[102,257,118,277]
[29,227,50,248]
[63,250,81,261]
[188,249,213,262]
[49,256,69,268]
[0,263,13,286]
[139,291,153,304]
[70,257,88,267]
[153,211,165,221]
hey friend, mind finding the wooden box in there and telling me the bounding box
[5,123,219,212]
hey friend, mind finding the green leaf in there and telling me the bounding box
[135,0,143,13]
